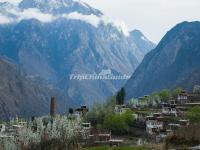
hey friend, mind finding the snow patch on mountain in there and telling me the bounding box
[141,36,148,42]
[73,0,88,8]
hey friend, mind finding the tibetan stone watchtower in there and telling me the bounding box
[50,97,56,117]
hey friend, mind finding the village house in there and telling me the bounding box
[146,116,164,135]
[152,113,162,118]
[167,123,180,132]
[114,104,128,115]
[75,105,89,118]
[179,119,189,127]
[166,119,189,134]
[12,124,24,133]
[184,92,200,106]
[81,123,91,130]
[188,92,200,102]
[177,90,189,104]
[161,100,177,116]
[89,129,123,147]
[134,111,149,122]
[176,90,200,107]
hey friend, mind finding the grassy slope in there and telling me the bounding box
[84,146,151,150]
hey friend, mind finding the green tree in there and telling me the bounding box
[172,87,182,98]
[68,108,74,114]
[149,92,161,107]
[103,109,133,135]
[187,106,200,123]
[120,88,126,105]
[116,88,126,105]
[127,98,138,108]
[87,111,98,127]
[103,113,128,135]
[123,109,134,126]
[85,96,116,128]
[116,91,122,105]
[159,89,170,102]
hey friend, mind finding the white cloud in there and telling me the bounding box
[82,0,200,43]
[100,16,130,36]
[0,0,130,36]
[64,12,100,27]
[0,8,55,23]
[18,8,55,23]
[62,12,130,36]
[112,19,129,36]
[1,0,200,42]
[0,14,12,24]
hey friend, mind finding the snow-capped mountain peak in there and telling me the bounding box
[18,0,103,16]
[0,0,131,37]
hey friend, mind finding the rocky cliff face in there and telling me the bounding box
[128,29,155,61]
[0,57,65,119]
[125,21,200,100]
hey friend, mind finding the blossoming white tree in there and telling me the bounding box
[0,115,82,150]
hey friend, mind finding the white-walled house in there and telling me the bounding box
[146,116,164,135]
[81,123,91,130]
[161,101,177,116]
[179,119,189,127]
[114,105,127,115]
[0,124,6,133]
[75,105,89,118]
[177,90,188,104]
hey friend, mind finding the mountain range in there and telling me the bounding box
[125,21,200,100]
[0,0,155,118]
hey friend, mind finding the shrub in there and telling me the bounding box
[165,125,200,149]
[85,146,151,150]
[187,106,200,123]
[159,89,170,102]
[103,110,134,135]
[103,113,127,135]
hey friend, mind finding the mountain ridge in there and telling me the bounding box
[125,21,200,100]
[0,57,65,119]
[19,0,103,16]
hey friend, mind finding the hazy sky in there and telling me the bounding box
[1,0,200,43]
[82,0,200,43]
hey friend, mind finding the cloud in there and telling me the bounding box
[18,8,55,22]
[63,12,100,27]
[1,0,200,42]
[0,8,55,23]
[112,19,130,36]
[0,14,12,24]
[62,12,130,36]
[0,1,130,36]
[99,16,130,36]
[82,0,200,43]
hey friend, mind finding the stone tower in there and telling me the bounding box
[50,97,56,117]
